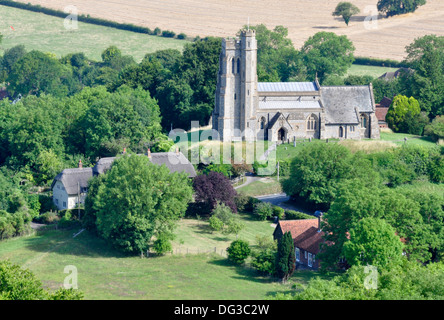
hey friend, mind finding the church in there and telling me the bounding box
[212,29,380,142]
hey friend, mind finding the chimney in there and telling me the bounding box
[315,211,323,233]
[147,148,151,159]
[176,147,180,155]
[78,159,83,169]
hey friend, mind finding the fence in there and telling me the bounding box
[168,246,228,257]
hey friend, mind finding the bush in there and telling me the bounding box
[254,202,273,220]
[177,33,187,40]
[161,30,176,38]
[250,235,277,275]
[424,116,444,142]
[226,240,251,264]
[34,211,59,224]
[152,233,173,255]
[273,206,285,220]
[284,210,313,220]
[234,192,250,212]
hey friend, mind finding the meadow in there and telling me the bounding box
[0,217,330,300]
[0,5,187,62]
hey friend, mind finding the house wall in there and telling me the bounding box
[295,247,320,270]
[52,181,86,210]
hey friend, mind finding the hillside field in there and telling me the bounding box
[14,0,444,61]
[0,5,187,62]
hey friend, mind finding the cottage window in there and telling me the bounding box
[295,248,300,262]
[308,253,313,267]
[55,199,59,205]
[63,201,67,208]
[304,251,307,259]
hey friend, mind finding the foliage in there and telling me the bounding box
[152,232,173,255]
[253,202,274,221]
[377,0,427,17]
[332,2,360,26]
[276,231,295,282]
[193,171,238,214]
[386,95,422,133]
[209,202,245,235]
[85,154,193,254]
[272,206,285,220]
[0,260,83,300]
[402,34,444,117]
[281,142,381,210]
[343,217,404,269]
[301,32,355,83]
[424,116,444,142]
[284,210,313,220]
[250,235,277,276]
[226,239,251,264]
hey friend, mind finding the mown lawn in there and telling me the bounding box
[236,177,283,197]
[345,64,398,79]
[0,218,329,300]
[0,5,187,62]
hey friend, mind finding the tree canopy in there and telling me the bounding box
[332,2,361,26]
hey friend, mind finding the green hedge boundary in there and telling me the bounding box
[0,1,190,41]
[353,56,409,68]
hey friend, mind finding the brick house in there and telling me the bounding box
[273,213,324,270]
[375,97,392,128]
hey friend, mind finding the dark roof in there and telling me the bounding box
[378,97,392,108]
[293,226,325,255]
[378,67,412,81]
[320,85,374,124]
[51,168,93,195]
[92,152,197,178]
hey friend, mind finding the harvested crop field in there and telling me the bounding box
[13,0,444,61]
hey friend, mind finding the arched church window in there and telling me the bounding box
[306,115,317,131]
[232,58,235,74]
[360,114,367,128]
[339,126,344,138]
[260,117,266,130]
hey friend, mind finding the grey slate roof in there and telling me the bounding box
[321,86,374,124]
[91,152,197,178]
[257,82,318,92]
[51,168,93,195]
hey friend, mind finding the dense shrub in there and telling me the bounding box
[250,235,277,276]
[254,202,274,220]
[152,233,173,255]
[226,240,251,264]
[284,210,313,220]
[161,30,176,38]
[425,116,444,142]
[272,206,285,220]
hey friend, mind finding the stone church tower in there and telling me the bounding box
[212,30,380,142]
[212,29,259,141]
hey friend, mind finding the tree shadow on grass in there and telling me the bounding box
[22,228,128,259]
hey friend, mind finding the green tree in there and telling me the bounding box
[226,239,251,264]
[0,260,83,300]
[343,217,404,269]
[301,32,355,82]
[0,45,27,82]
[424,115,444,142]
[276,231,295,282]
[386,95,421,133]
[332,2,361,26]
[253,202,274,221]
[209,202,245,235]
[250,235,277,276]
[7,50,73,97]
[402,35,444,117]
[377,0,427,17]
[88,154,193,254]
[243,24,304,82]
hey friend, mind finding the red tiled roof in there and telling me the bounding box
[277,219,319,239]
[276,219,325,254]
[293,226,324,254]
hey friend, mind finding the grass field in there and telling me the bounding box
[236,177,283,197]
[0,217,332,299]
[0,5,187,62]
[345,64,398,78]
[18,0,444,61]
